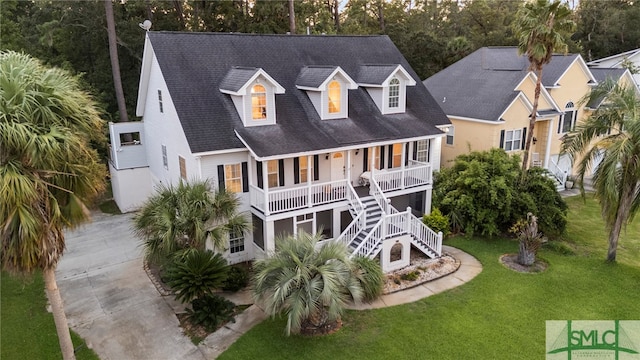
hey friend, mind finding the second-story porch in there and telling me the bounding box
[246,140,436,217]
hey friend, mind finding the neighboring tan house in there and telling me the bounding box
[108,32,450,271]
[424,47,599,189]
[588,48,640,90]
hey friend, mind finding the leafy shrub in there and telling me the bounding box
[351,256,384,302]
[400,271,420,281]
[166,249,229,303]
[186,294,235,332]
[513,168,568,237]
[222,265,249,292]
[422,208,451,236]
[433,149,567,237]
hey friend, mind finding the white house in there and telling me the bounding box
[109,32,451,271]
[588,48,640,89]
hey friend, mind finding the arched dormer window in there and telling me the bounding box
[328,81,341,113]
[251,84,267,120]
[388,78,400,108]
[558,101,577,134]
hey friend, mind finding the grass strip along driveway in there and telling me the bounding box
[0,271,100,360]
[219,197,640,360]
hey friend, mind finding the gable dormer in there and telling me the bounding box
[295,66,358,120]
[220,67,285,127]
[358,64,416,114]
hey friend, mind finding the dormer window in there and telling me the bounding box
[296,66,358,120]
[251,85,267,120]
[219,67,285,127]
[358,65,416,115]
[328,81,341,113]
[388,78,400,108]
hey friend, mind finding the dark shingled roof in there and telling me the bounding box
[542,53,580,86]
[358,65,401,85]
[219,67,260,93]
[295,66,338,88]
[587,68,627,108]
[590,68,626,84]
[423,47,581,121]
[146,32,449,157]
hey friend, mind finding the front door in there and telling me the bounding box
[331,152,344,182]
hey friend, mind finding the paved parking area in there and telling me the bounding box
[57,212,205,360]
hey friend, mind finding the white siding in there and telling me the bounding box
[142,55,198,187]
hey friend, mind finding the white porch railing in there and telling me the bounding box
[371,162,432,192]
[250,179,353,215]
[348,206,442,259]
[336,211,366,247]
[350,217,385,258]
[370,174,391,215]
[548,158,568,186]
[334,182,366,246]
[409,212,443,256]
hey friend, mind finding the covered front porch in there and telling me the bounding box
[248,155,433,216]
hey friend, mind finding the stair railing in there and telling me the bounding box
[548,158,567,186]
[350,217,385,258]
[369,172,391,215]
[334,182,366,247]
[407,208,442,257]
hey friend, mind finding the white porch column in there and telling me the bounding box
[431,137,442,171]
[544,118,554,169]
[369,146,376,196]
[370,146,376,172]
[265,220,275,253]
[400,142,406,189]
[262,160,269,216]
[332,209,341,239]
[246,153,253,188]
[346,150,352,185]
[424,189,432,215]
[307,155,312,208]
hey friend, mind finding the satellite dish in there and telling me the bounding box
[138,20,152,31]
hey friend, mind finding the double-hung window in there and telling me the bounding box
[179,156,186,179]
[299,156,309,183]
[388,78,400,108]
[416,140,429,162]
[267,160,279,188]
[446,126,454,146]
[251,85,267,120]
[229,231,245,253]
[558,102,577,134]
[158,90,164,113]
[392,143,403,168]
[503,129,522,151]
[328,81,341,114]
[224,163,243,193]
[161,145,168,169]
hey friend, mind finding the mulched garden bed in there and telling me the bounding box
[382,249,460,294]
[499,253,548,273]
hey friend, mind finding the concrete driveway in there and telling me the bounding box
[57,212,205,360]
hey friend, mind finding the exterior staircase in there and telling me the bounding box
[348,197,383,255]
[336,174,442,261]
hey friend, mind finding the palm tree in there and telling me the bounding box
[563,79,640,262]
[252,232,363,336]
[104,0,129,123]
[0,51,106,360]
[133,179,249,264]
[514,0,574,170]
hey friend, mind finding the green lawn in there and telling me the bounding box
[219,196,640,360]
[0,272,99,360]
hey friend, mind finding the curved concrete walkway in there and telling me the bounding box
[198,245,482,358]
[58,212,482,359]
